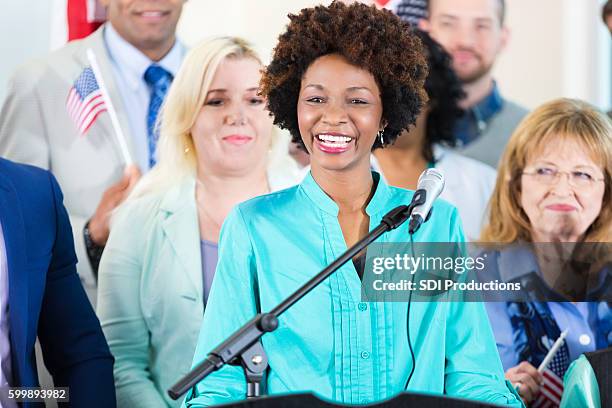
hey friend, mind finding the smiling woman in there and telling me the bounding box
[184,2,522,407]
[96,37,300,408]
[482,98,612,244]
[480,98,612,406]
[297,54,384,170]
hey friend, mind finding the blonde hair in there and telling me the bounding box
[481,98,612,243]
[128,36,278,200]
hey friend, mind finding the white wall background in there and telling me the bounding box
[493,0,611,109]
[0,0,54,104]
[1,0,611,111]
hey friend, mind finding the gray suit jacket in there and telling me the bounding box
[0,25,138,302]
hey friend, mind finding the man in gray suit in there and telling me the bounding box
[420,0,528,168]
[0,0,187,304]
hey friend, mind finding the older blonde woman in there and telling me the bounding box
[96,37,300,408]
[480,98,611,406]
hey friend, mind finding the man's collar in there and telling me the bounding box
[103,23,184,90]
[470,80,504,124]
[454,80,504,145]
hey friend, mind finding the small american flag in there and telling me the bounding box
[532,346,570,408]
[66,66,106,134]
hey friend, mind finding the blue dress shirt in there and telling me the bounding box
[0,222,17,408]
[103,23,185,171]
[483,247,612,370]
[184,172,522,407]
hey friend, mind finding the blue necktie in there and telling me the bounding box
[144,65,173,168]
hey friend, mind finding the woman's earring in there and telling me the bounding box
[378,130,385,147]
[184,146,190,154]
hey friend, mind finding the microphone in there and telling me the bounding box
[408,169,445,234]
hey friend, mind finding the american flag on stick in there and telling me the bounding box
[66,66,106,134]
[532,367,565,407]
[533,329,570,408]
[65,49,132,164]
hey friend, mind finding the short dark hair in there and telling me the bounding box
[415,30,465,163]
[603,0,612,23]
[428,0,506,25]
[260,1,428,151]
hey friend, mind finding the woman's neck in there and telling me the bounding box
[532,230,582,244]
[196,165,269,206]
[195,163,269,242]
[311,162,374,213]
[373,126,428,190]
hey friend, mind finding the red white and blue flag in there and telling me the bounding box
[68,0,106,41]
[66,67,106,134]
[532,348,569,408]
[51,0,106,50]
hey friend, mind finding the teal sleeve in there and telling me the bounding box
[444,208,524,408]
[444,301,524,407]
[560,355,600,408]
[183,207,259,407]
[448,206,466,244]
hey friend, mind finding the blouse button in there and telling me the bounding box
[361,351,370,359]
[358,303,368,311]
[579,334,591,346]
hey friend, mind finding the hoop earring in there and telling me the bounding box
[378,130,385,147]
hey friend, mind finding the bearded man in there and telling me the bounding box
[420,0,528,167]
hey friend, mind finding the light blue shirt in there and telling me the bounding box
[200,240,218,305]
[0,221,17,408]
[483,248,611,370]
[185,172,522,407]
[103,23,185,172]
[487,302,605,370]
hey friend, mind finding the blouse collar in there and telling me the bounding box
[299,170,393,217]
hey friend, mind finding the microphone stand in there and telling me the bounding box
[167,191,427,401]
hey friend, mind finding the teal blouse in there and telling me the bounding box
[184,172,522,407]
[560,355,601,408]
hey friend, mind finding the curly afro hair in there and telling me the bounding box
[260,1,428,151]
[415,30,466,163]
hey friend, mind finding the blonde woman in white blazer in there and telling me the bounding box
[97,37,300,408]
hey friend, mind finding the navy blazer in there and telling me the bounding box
[0,158,115,407]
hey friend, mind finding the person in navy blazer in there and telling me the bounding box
[0,157,115,407]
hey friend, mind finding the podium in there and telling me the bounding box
[584,348,611,408]
[212,392,506,408]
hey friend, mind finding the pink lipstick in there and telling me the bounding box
[223,134,253,146]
